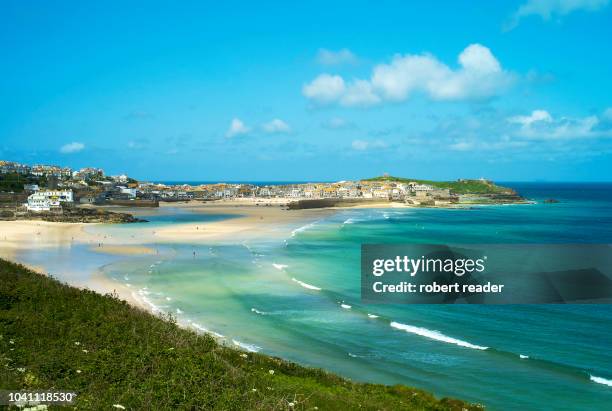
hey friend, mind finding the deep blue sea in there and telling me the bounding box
[17,183,612,410]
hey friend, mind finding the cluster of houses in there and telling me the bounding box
[1,160,458,212]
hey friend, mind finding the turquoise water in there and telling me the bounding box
[18,184,612,410]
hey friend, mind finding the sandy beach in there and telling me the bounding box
[0,201,334,308]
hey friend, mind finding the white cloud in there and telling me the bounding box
[316,48,358,65]
[372,44,511,101]
[302,74,346,104]
[226,118,250,138]
[351,139,388,151]
[508,109,553,126]
[263,118,291,134]
[341,80,381,106]
[448,141,475,151]
[60,142,85,153]
[303,44,513,107]
[507,0,609,29]
[322,117,354,130]
[508,109,610,140]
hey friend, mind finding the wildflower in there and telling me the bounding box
[17,367,26,372]
[76,370,82,374]
[251,388,257,392]
[268,369,274,375]
[74,342,81,346]
[288,402,295,407]
[82,349,88,353]
[112,405,126,410]
[9,339,14,344]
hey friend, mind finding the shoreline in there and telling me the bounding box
[0,201,335,316]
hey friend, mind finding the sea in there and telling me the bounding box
[15,183,612,410]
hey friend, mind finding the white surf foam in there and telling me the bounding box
[390,321,488,350]
[292,278,322,291]
[176,308,183,314]
[232,339,261,353]
[191,322,224,338]
[367,314,379,319]
[519,354,529,359]
[251,308,267,315]
[340,303,352,309]
[291,222,316,237]
[272,263,288,271]
[590,375,612,387]
[343,218,355,225]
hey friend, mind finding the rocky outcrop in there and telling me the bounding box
[0,207,146,223]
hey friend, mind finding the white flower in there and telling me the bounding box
[76,370,82,374]
[17,367,26,372]
[74,342,81,346]
[288,402,295,407]
[9,339,14,344]
[268,369,274,375]
[82,349,88,353]
[112,405,125,410]
[241,354,248,358]
[251,388,257,392]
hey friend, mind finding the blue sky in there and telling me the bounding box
[1,0,611,181]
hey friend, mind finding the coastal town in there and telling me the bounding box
[0,159,524,220]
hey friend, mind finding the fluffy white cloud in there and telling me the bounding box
[508,109,609,140]
[226,118,250,138]
[341,80,381,106]
[303,44,512,107]
[317,48,357,65]
[372,44,510,101]
[351,139,388,151]
[60,142,85,153]
[507,0,609,29]
[302,74,346,103]
[263,119,291,134]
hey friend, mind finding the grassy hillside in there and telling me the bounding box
[363,176,514,195]
[0,259,482,410]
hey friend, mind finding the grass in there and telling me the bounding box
[363,176,515,195]
[0,259,482,410]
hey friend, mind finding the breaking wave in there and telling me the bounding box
[232,339,261,353]
[292,278,322,291]
[390,321,488,350]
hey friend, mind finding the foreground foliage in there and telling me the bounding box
[0,259,482,410]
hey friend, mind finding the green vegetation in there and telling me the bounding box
[0,259,482,410]
[364,176,514,195]
[0,173,45,193]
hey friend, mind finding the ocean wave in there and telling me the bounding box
[176,308,183,314]
[251,307,267,315]
[590,375,612,387]
[232,339,261,353]
[367,313,379,319]
[343,218,355,225]
[390,321,488,350]
[272,263,288,271]
[519,354,529,359]
[292,278,322,291]
[191,322,224,338]
[291,221,317,237]
[340,303,352,309]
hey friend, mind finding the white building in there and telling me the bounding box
[26,190,73,212]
